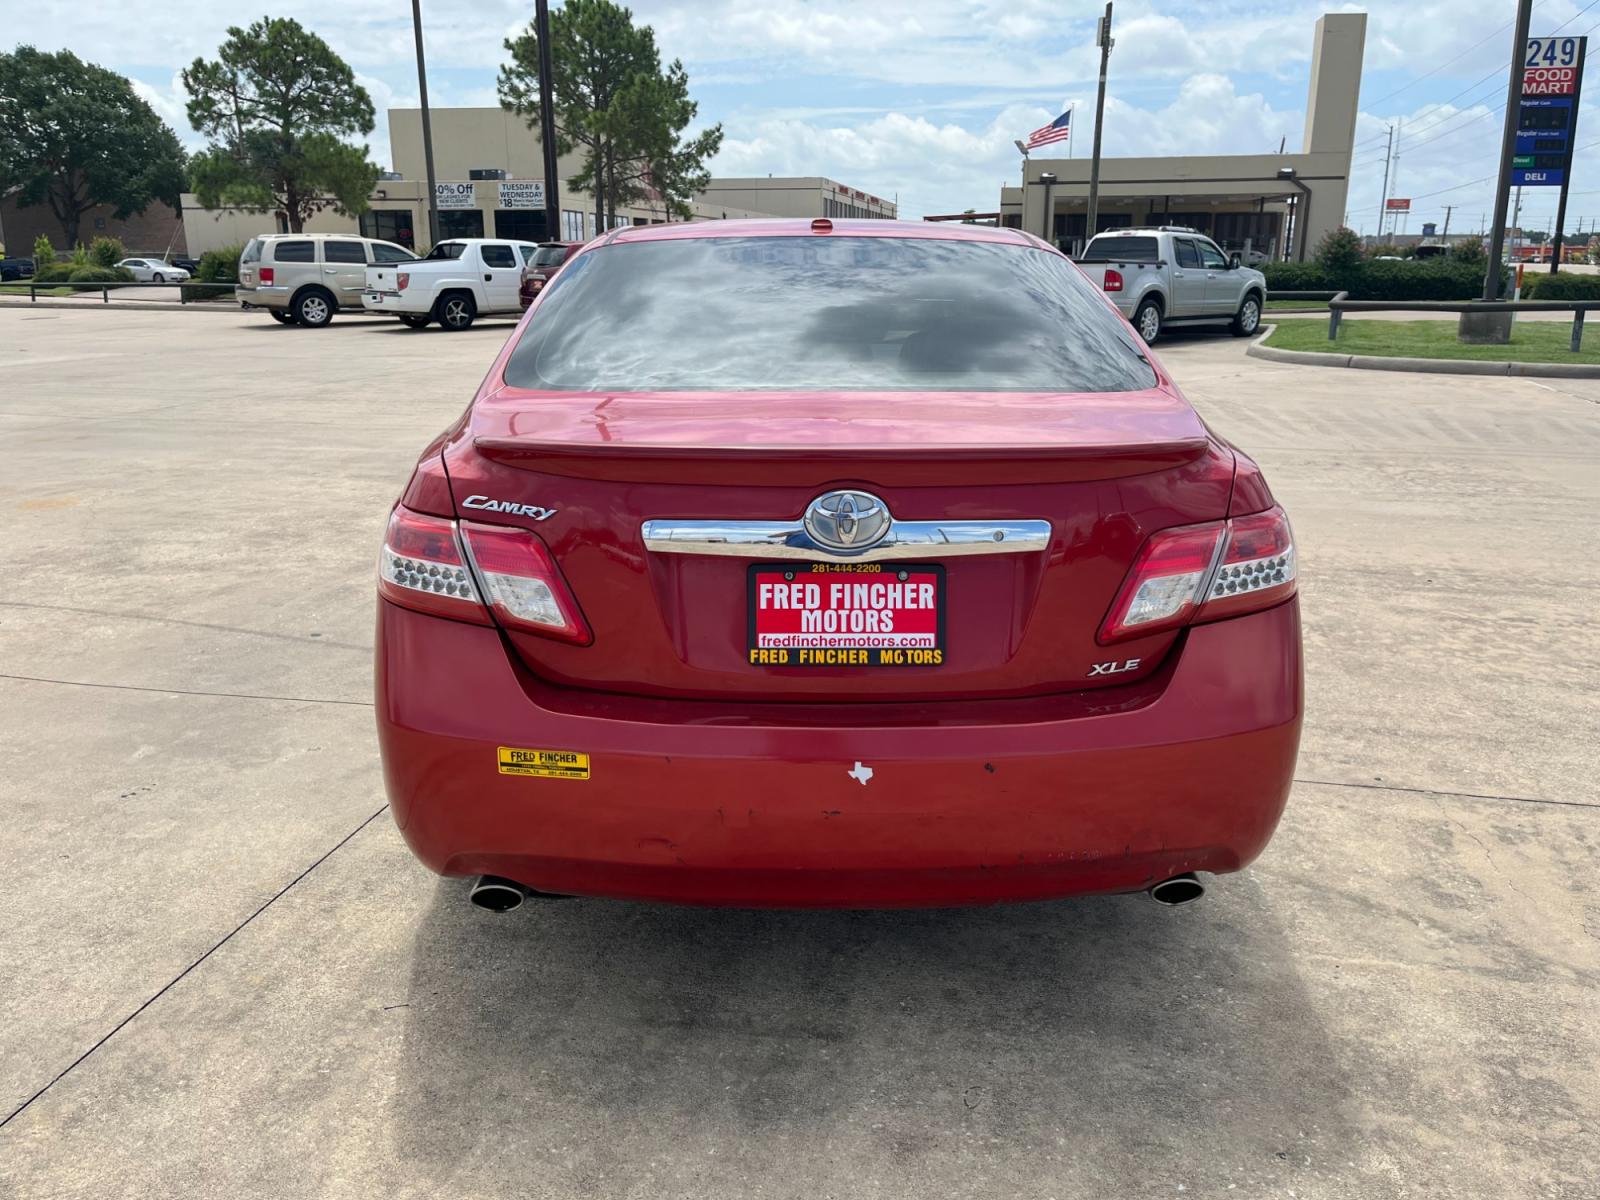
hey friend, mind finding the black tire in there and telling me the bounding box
[152,272,166,284]
[1132,297,1162,345]
[1231,293,1263,337]
[269,309,297,325]
[398,313,431,329]
[294,288,334,327]
[435,292,476,331]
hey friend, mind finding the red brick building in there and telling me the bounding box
[0,192,186,258]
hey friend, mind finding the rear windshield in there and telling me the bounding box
[532,245,570,266]
[1079,235,1159,263]
[426,242,467,260]
[502,236,1155,393]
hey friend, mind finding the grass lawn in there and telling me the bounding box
[0,283,73,297]
[1265,300,1329,313]
[1263,317,1598,365]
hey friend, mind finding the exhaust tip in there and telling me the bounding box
[1149,873,1205,906]
[469,875,530,913]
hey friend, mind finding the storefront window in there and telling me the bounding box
[359,210,416,250]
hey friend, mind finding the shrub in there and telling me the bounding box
[181,243,243,302]
[1314,225,1363,274]
[1263,261,1335,292]
[32,234,57,266]
[1451,240,1487,266]
[31,261,75,283]
[88,236,126,268]
[1521,271,1600,301]
[66,266,136,286]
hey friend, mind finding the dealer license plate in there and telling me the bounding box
[748,563,945,667]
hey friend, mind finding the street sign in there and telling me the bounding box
[1385,197,1411,211]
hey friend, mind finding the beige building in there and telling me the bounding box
[182,106,888,256]
[998,13,1366,261]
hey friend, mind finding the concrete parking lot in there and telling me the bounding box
[1,306,1596,1198]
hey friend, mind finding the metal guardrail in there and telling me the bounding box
[1325,290,1598,354]
[8,280,236,305]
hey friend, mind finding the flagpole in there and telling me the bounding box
[1069,106,1074,159]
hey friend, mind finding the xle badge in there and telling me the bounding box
[497,746,590,780]
[1088,658,1142,677]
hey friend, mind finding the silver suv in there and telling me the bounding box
[237,234,416,327]
[1074,227,1268,345]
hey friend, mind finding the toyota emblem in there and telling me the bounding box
[803,490,891,552]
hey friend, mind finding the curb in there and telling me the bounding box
[1245,325,1600,379]
[0,297,241,314]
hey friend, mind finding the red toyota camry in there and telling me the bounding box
[375,219,1302,911]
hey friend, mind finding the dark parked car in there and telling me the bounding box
[1,257,37,281]
[518,241,583,307]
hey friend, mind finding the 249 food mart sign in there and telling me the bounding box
[1514,36,1586,187]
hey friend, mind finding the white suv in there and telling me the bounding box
[237,234,416,327]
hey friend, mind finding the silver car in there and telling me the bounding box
[236,234,416,327]
[1074,227,1268,345]
[117,258,190,283]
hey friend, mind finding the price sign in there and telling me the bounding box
[1514,37,1585,186]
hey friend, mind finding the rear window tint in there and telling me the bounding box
[241,239,262,264]
[1174,239,1201,269]
[532,245,570,266]
[426,242,467,260]
[273,240,314,263]
[323,240,367,263]
[482,244,518,268]
[503,236,1155,394]
[1080,235,1159,263]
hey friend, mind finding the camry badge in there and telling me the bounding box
[804,490,890,552]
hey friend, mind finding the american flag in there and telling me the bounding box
[1025,110,1072,150]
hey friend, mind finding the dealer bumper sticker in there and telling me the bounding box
[497,746,590,780]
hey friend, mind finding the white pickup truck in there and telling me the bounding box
[363,237,539,330]
[1073,226,1267,345]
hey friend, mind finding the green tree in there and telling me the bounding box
[182,17,380,231]
[499,0,723,228]
[0,47,186,248]
[1313,225,1363,274]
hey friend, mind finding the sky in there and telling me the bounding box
[6,0,1600,236]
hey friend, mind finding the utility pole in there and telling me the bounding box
[1485,0,1535,297]
[411,0,441,249]
[535,0,561,240]
[1376,124,1394,239]
[1442,205,1454,241]
[1085,3,1114,242]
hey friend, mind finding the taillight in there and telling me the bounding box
[459,521,592,644]
[259,267,274,285]
[1103,267,1123,292]
[397,272,409,291]
[1195,507,1297,622]
[378,507,492,626]
[1099,506,1296,644]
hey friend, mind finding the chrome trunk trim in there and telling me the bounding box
[640,517,1052,561]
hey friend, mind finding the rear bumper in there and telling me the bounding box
[236,285,289,310]
[376,599,1303,907]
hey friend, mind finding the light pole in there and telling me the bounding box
[1039,172,1057,244]
[535,0,561,241]
[411,0,441,249]
[1085,2,1114,241]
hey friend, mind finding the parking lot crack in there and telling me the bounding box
[0,804,389,1131]
[0,672,373,708]
[1294,777,1599,813]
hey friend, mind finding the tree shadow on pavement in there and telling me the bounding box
[386,877,1357,1196]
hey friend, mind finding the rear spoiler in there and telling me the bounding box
[472,437,1211,486]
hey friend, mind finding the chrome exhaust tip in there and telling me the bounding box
[469,875,532,913]
[1149,873,1205,906]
